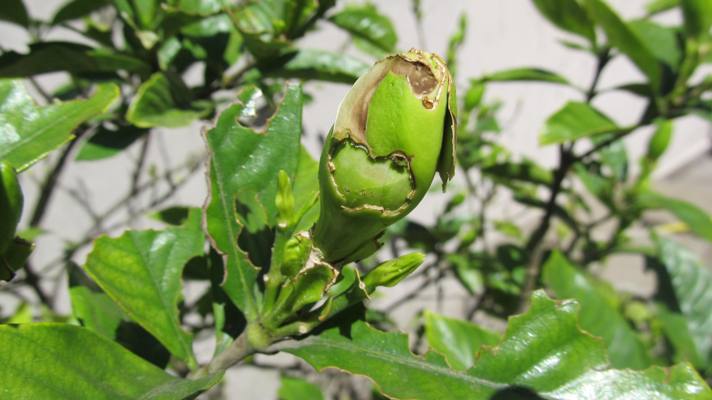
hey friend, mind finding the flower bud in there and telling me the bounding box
[313,49,457,264]
[362,252,425,293]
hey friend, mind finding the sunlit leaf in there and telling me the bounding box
[532,0,596,43]
[638,191,712,242]
[424,311,500,371]
[539,101,619,145]
[329,4,397,56]
[484,67,571,85]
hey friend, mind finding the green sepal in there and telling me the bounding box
[0,237,33,281]
[363,252,425,292]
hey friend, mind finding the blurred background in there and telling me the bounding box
[1,1,711,398]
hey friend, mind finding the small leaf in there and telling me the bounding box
[84,209,205,366]
[204,84,303,319]
[646,0,679,15]
[52,0,111,25]
[648,237,712,369]
[531,0,596,43]
[542,251,652,369]
[164,0,223,16]
[286,291,711,399]
[329,4,397,57]
[0,0,29,27]
[278,376,324,400]
[0,323,220,399]
[75,124,146,161]
[0,80,119,171]
[539,101,619,145]
[126,72,210,128]
[484,67,571,85]
[681,0,712,39]
[638,191,712,242]
[582,0,662,92]
[628,20,682,69]
[424,311,500,371]
[271,49,370,84]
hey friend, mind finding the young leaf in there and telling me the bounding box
[204,84,303,319]
[285,291,711,399]
[423,311,500,371]
[539,101,619,145]
[483,67,571,85]
[628,20,682,69]
[0,80,119,172]
[531,0,596,44]
[0,323,220,399]
[126,73,210,128]
[637,191,712,242]
[582,0,662,92]
[84,209,205,367]
[648,237,712,369]
[329,4,397,56]
[278,376,325,400]
[272,49,370,84]
[542,251,652,369]
[681,0,712,39]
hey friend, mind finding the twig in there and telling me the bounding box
[127,134,151,223]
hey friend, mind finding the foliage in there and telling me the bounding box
[1,0,711,399]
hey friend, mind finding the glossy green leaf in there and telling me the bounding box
[629,20,682,68]
[542,251,652,369]
[0,80,119,172]
[681,0,712,38]
[329,4,397,55]
[423,311,500,371]
[126,73,209,128]
[649,237,712,368]
[165,0,223,16]
[638,191,712,242]
[114,0,161,30]
[286,291,711,399]
[273,49,369,84]
[278,376,324,400]
[84,209,205,366]
[52,0,111,24]
[484,67,571,85]
[583,0,662,91]
[204,84,303,319]
[539,101,619,145]
[0,323,220,399]
[69,267,126,339]
[0,42,151,77]
[0,0,29,27]
[531,0,596,43]
[75,124,146,161]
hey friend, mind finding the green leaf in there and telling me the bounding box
[126,72,210,128]
[84,209,205,367]
[0,0,29,27]
[69,267,126,339]
[272,49,370,84]
[0,238,33,281]
[329,4,397,56]
[204,84,303,320]
[539,101,619,145]
[582,0,662,91]
[531,0,596,43]
[52,0,111,24]
[482,159,553,186]
[0,323,220,399]
[286,291,711,399]
[423,311,500,371]
[0,42,151,77]
[278,376,324,400]
[628,20,682,69]
[638,191,712,242]
[293,147,320,232]
[0,162,22,256]
[165,0,224,16]
[681,0,712,38]
[646,0,679,15]
[542,251,652,369]
[649,237,712,368]
[0,80,119,172]
[75,124,146,161]
[484,67,571,85]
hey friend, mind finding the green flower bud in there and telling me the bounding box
[0,162,23,255]
[363,252,425,293]
[313,49,457,264]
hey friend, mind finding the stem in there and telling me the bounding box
[193,333,255,377]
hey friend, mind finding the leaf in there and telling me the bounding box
[482,159,553,186]
[204,84,303,320]
[649,237,712,368]
[681,0,712,38]
[84,208,205,367]
[539,101,619,145]
[75,124,146,161]
[542,251,652,369]
[0,323,220,400]
[484,67,571,85]
[278,376,324,400]
[271,49,369,84]
[329,4,397,56]
[628,20,682,69]
[531,0,596,43]
[0,0,29,27]
[638,191,712,242]
[52,0,111,24]
[293,147,320,232]
[285,291,711,399]
[165,0,224,16]
[126,72,210,128]
[0,80,119,172]
[646,0,679,15]
[423,311,500,371]
[0,42,151,77]
[582,0,662,91]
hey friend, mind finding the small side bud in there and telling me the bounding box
[363,252,425,293]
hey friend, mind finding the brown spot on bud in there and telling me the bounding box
[390,58,438,95]
[422,98,434,109]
